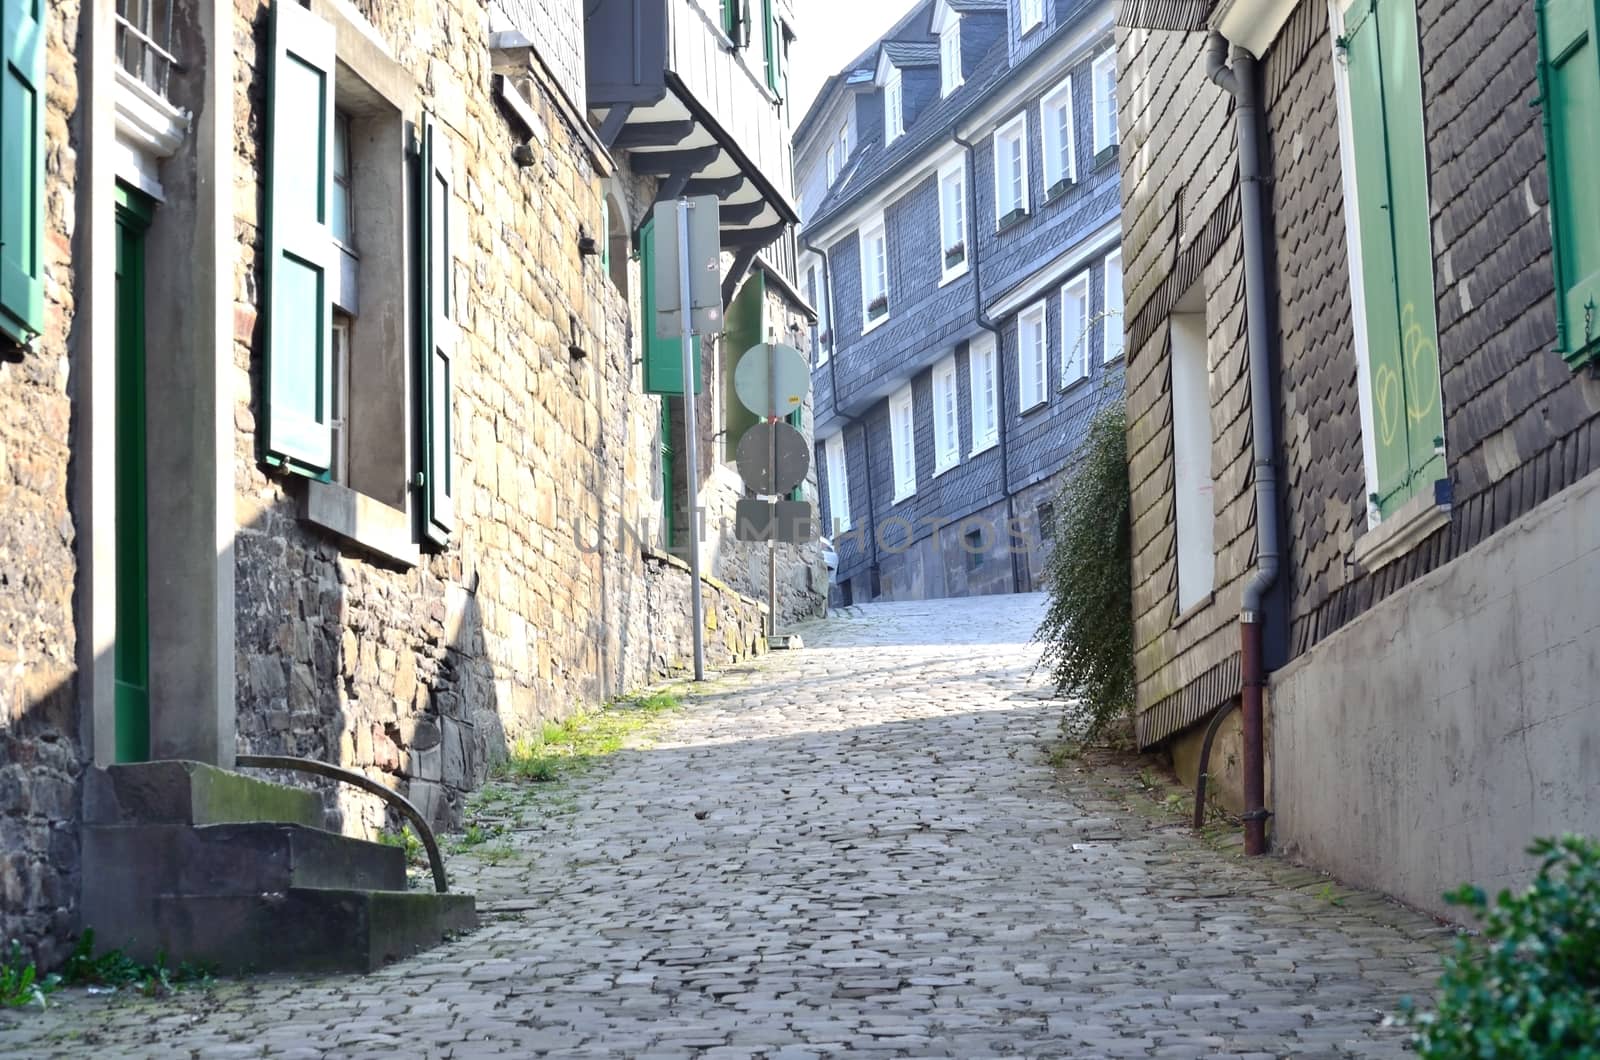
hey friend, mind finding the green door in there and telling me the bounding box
[114,186,153,763]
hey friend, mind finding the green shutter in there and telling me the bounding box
[1537,0,1600,368]
[763,0,781,94]
[1344,0,1445,517]
[641,218,703,396]
[418,115,456,545]
[722,272,766,461]
[263,0,336,475]
[0,0,45,345]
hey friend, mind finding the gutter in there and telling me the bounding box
[954,130,1021,594]
[1205,31,1279,857]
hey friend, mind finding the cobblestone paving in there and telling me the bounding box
[1,594,1451,1058]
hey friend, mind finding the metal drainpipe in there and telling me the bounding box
[1206,32,1280,856]
[804,234,881,594]
[953,132,1021,594]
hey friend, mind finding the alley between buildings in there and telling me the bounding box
[0,595,1451,1058]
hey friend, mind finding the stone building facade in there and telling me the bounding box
[0,0,813,963]
[1120,0,1600,914]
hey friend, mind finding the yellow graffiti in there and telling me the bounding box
[1400,302,1438,424]
[1374,362,1402,448]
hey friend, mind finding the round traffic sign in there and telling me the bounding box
[734,343,810,418]
[735,422,811,496]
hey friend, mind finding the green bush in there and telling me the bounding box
[1,940,58,1009]
[1404,835,1600,1058]
[1034,400,1135,744]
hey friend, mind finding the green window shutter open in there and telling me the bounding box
[1344,0,1445,518]
[762,0,781,95]
[1536,0,1600,368]
[641,218,704,396]
[722,271,766,461]
[263,0,336,475]
[0,0,45,345]
[418,115,456,546]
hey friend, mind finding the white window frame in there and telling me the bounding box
[824,432,852,532]
[885,68,905,144]
[1092,50,1118,153]
[1102,249,1124,363]
[1170,298,1216,611]
[938,156,969,285]
[1018,300,1048,411]
[1040,76,1076,195]
[1020,0,1044,33]
[807,258,832,366]
[932,355,960,475]
[859,213,890,333]
[890,385,917,502]
[941,19,963,96]
[1060,272,1090,387]
[826,144,838,185]
[969,335,999,454]
[838,122,849,163]
[993,112,1030,224]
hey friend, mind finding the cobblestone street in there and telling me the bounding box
[1,595,1451,1058]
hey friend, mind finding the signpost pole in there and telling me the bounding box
[767,342,779,640]
[676,197,705,681]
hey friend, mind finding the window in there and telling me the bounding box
[1041,76,1076,196]
[838,123,849,165]
[890,386,917,501]
[1102,249,1124,363]
[965,527,984,570]
[1061,272,1090,385]
[1092,50,1118,153]
[721,0,750,47]
[115,0,178,98]
[762,0,783,96]
[806,261,832,365]
[1019,0,1044,33]
[941,19,963,96]
[993,113,1029,225]
[1170,287,1215,611]
[1018,301,1048,410]
[860,216,889,329]
[1333,0,1444,520]
[824,433,851,532]
[938,158,968,282]
[970,335,999,452]
[0,0,45,345]
[1537,3,1599,370]
[885,68,904,144]
[1037,500,1055,542]
[826,144,838,184]
[933,355,960,474]
[261,0,455,544]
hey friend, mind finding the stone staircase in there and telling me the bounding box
[80,760,476,973]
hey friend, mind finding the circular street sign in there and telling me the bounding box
[734,343,810,419]
[735,422,811,496]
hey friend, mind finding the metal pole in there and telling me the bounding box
[676,198,705,681]
[767,341,778,640]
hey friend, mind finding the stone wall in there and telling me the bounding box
[228,0,764,836]
[0,0,84,967]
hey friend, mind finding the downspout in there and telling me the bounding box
[804,234,881,591]
[1206,32,1279,856]
[954,131,1022,593]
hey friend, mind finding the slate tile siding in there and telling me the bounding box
[1124,0,1600,747]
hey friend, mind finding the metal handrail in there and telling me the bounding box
[235,754,450,894]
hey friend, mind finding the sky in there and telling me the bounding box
[790,0,921,120]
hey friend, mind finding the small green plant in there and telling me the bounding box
[1401,835,1600,1058]
[60,930,214,996]
[1315,883,1346,907]
[1034,400,1135,745]
[1,941,58,1009]
[376,828,426,864]
[493,690,684,786]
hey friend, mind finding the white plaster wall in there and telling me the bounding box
[1271,469,1600,919]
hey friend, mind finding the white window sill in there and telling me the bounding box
[892,488,917,505]
[1350,487,1451,573]
[862,313,891,336]
[300,480,419,568]
[933,459,959,478]
[970,436,999,457]
[1059,372,1087,391]
[1019,397,1048,416]
[939,262,970,287]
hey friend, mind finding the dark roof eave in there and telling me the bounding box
[665,70,800,227]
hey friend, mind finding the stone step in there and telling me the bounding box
[83,821,408,898]
[85,760,325,829]
[144,888,477,974]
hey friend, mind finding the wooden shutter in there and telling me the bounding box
[263,0,336,474]
[0,0,44,344]
[1537,0,1600,368]
[1345,0,1445,516]
[418,115,455,545]
[641,218,704,396]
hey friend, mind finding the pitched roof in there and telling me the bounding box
[880,41,940,67]
[793,0,938,146]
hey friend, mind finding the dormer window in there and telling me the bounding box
[885,68,904,144]
[826,144,838,184]
[1019,0,1044,34]
[940,19,962,96]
